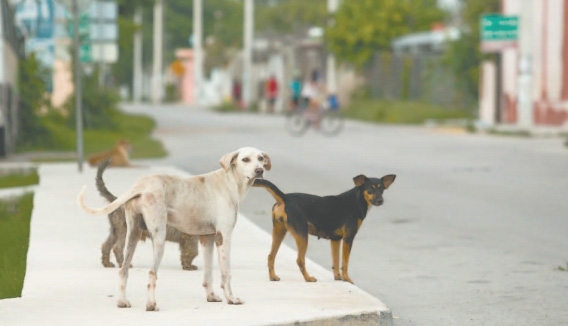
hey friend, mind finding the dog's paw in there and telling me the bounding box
[182,264,198,271]
[334,274,342,281]
[228,297,244,305]
[102,262,115,268]
[207,293,222,302]
[305,276,317,282]
[342,276,354,284]
[146,302,159,311]
[117,299,131,308]
[269,275,280,281]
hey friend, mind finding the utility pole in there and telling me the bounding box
[133,7,143,102]
[72,0,84,172]
[517,0,534,129]
[242,0,254,109]
[326,0,340,94]
[193,0,203,105]
[152,0,163,104]
[97,1,105,87]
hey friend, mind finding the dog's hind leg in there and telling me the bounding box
[112,212,128,267]
[117,211,142,308]
[289,229,317,282]
[216,230,243,305]
[268,220,287,281]
[101,230,117,268]
[200,234,222,302]
[146,230,166,311]
[180,234,198,270]
[143,207,168,312]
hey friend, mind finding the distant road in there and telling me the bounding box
[125,103,568,326]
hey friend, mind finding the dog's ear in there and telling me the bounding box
[353,175,367,187]
[382,174,396,189]
[220,150,239,171]
[262,152,272,171]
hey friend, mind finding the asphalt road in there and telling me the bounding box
[125,103,568,326]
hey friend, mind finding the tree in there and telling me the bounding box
[326,0,445,67]
[17,53,51,148]
[256,0,327,34]
[443,0,500,109]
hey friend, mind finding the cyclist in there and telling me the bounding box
[301,70,326,126]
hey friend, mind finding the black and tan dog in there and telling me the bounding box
[253,174,395,284]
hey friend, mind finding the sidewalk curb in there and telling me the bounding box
[0,163,393,326]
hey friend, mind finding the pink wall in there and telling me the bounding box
[501,0,568,126]
[175,49,195,104]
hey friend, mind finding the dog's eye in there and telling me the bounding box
[258,156,264,162]
[242,157,250,162]
[367,188,374,193]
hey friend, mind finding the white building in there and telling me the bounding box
[0,0,20,156]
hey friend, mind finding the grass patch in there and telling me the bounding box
[20,110,167,160]
[0,193,33,299]
[213,101,239,113]
[0,171,39,189]
[344,98,473,125]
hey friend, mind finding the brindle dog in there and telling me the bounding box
[96,160,199,270]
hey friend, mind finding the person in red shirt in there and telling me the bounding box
[266,75,278,113]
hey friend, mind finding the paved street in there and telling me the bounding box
[125,103,568,325]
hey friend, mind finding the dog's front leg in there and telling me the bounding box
[330,240,342,280]
[200,234,222,302]
[216,230,243,305]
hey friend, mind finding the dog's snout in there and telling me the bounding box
[255,168,264,176]
[373,198,384,206]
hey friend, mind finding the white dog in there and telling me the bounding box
[78,147,271,311]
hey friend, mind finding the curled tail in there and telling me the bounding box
[77,186,140,216]
[253,179,286,205]
[96,159,117,202]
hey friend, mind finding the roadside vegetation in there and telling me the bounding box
[0,170,39,189]
[345,98,472,125]
[0,193,33,299]
[344,87,472,125]
[17,54,166,160]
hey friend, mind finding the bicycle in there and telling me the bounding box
[285,98,344,137]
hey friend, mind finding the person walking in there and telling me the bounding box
[266,75,278,113]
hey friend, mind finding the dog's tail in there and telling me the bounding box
[253,179,286,204]
[77,185,139,216]
[95,159,117,202]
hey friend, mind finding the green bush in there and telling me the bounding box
[64,69,120,130]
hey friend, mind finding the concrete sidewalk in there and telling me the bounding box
[0,163,392,326]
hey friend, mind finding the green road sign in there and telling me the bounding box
[481,14,519,41]
[67,12,92,62]
[480,14,519,52]
[80,43,92,63]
